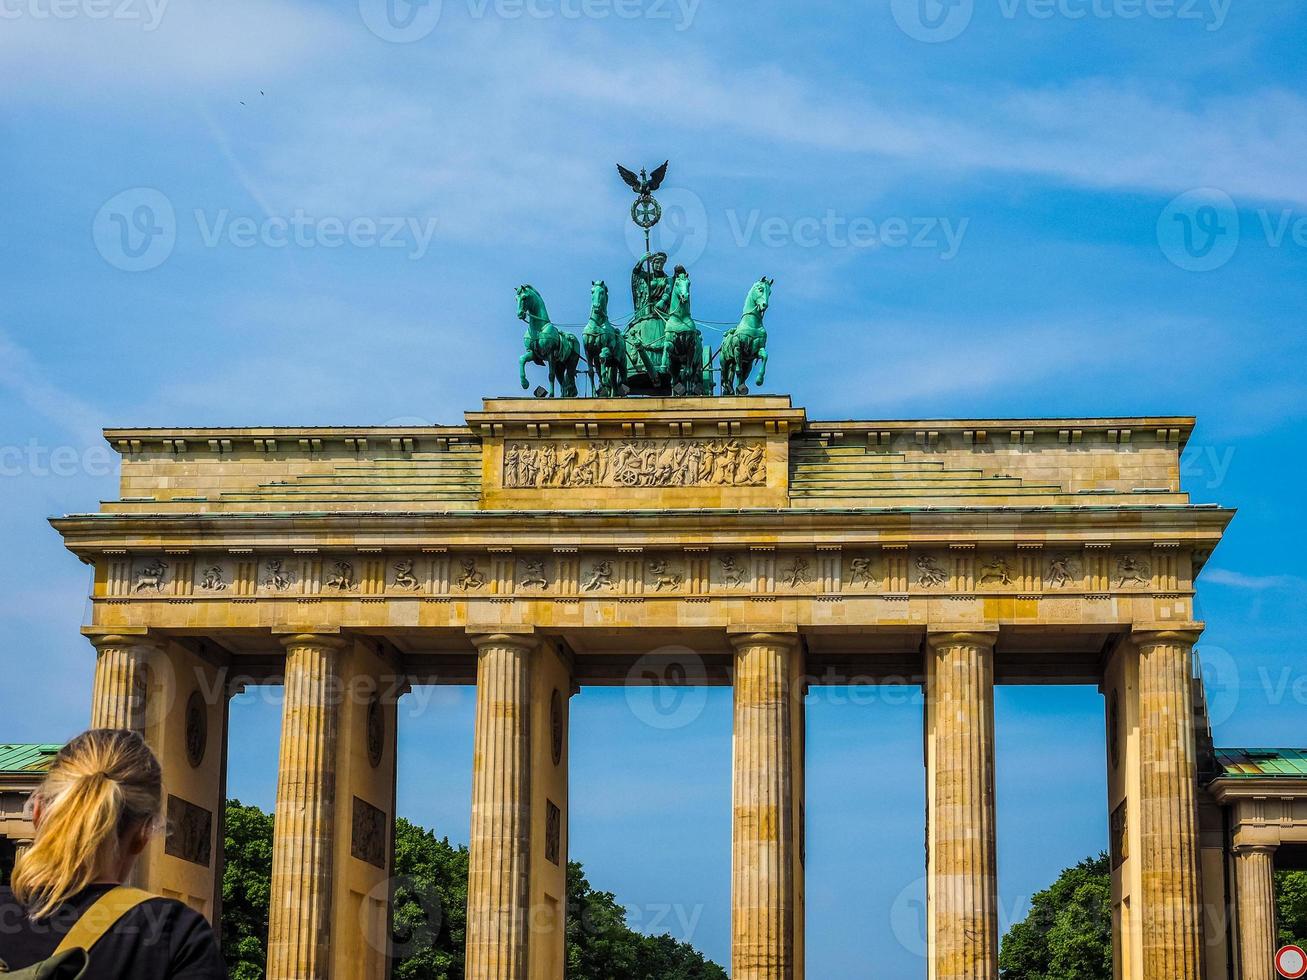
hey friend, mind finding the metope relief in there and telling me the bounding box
[519,560,550,590]
[503,438,766,489]
[197,564,228,592]
[325,560,356,592]
[264,559,295,593]
[134,559,169,594]
[582,560,615,592]
[1046,555,1081,589]
[847,557,880,589]
[456,559,487,592]
[978,556,1013,587]
[648,560,684,591]
[916,555,948,588]
[718,554,748,589]
[1115,554,1152,588]
[392,559,421,592]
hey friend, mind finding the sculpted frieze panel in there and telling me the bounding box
[503,438,766,489]
[104,543,1178,605]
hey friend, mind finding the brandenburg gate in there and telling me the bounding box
[53,395,1241,979]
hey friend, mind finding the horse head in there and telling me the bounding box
[670,269,692,317]
[747,277,774,318]
[590,280,609,319]
[516,284,548,327]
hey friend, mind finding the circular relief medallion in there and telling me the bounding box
[184,690,207,769]
[550,689,564,767]
[1109,690,1121,771]
[367,696,385,769]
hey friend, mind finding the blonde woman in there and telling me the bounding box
[0,729,225,977]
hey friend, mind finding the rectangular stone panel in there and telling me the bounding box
[165,794,213,867]
[351,796,388,870]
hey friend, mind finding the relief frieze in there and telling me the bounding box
[503,438,766,489]
[105,545,1176,603]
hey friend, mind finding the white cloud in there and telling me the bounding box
[0,0,352,101]
[0,328,106,438]
[1204,568,1302,591]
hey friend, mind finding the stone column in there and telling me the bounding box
[466,634,534,980]
[90,634,157,732]
[266,633,346,980]
[1236,845,1278,980]
[925,630,999,980]
[14,839,34,863]
[1135,628,1204,980]
[731,631,804,980]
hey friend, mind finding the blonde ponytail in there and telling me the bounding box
[11,729,162,920]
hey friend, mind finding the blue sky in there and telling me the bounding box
[2,0,1306,974]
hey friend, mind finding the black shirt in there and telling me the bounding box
[0,883,226,978]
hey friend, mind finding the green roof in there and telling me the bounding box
[1216,748,1307,778]
[0,744,62,775]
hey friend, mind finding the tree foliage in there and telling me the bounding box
[219,801,726,979]
[1280,871,1307,950]
[999,853,1113,980]
[220,800,274,980]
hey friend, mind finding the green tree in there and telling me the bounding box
[220,800,274,980]
[1280,871,1307,949]
[390,818,469,980]
[999,853,1112,980]
[220,802,727,979]
[566,861,727,980]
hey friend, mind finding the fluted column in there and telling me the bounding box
[1236,845,1278,980]
[466,634,534,980]
[267,633,346,980]
[90,634,157,732]
[925,630,999,980]
[1135,629,1204,980]
[14,839,34,863]
[732,631,803,980]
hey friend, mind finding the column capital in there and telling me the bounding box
[1132,623,1205,648]
[926,627,999,651]
[83,628,165,652]
[468,630,539,655]
[728,628,799,652]
[276,631,348,651]
[1234,842,1279,856]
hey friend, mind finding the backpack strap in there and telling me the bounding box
[53,887,155,957]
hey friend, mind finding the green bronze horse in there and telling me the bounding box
[720,277,773,395]
[582,280,627,397]
[656,267,705,394]
[517,284,581,398]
